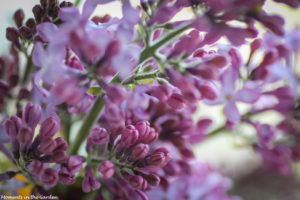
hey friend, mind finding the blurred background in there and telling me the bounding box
[1,1,300,199]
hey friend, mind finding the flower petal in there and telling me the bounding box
[224,101,240,124]
[234,88,260,103]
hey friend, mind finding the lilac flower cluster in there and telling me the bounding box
[1,0,300,199]
[2,102,84,189]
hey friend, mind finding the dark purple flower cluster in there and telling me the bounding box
[3,102,84,188]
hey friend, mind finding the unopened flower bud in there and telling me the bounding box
[141,128,158,144]
[17,126,33,150]
[128,175,148,190]
[39,138,57,154]
[135,121,150,140]
[54,137,68,151]
[144,174,160,186]
[88,127,108,145]
[18,88,30,99]
[151,84,172,102]
[22,102,42,129]
[41,168,58,187]
[205,55,228,68]
[98,160,114,179]
[58,166,75,185]
[251,39,263,53]
[66,56,84,70]
[19,26,33,39]
[4,116,22,140]
[39,117,59,139]
[67,155,85,175]
[148,148,171,167]
[60,1,73,8]
[0,81,9,97]
[6,27,20,47]
[8,74,19,88]
[25,18,36,32]
[28,160,45,177]
[13,9,24,27]
[167,93,186,109]
[131,143,149,160]
[120,125,139,147]
[198,84,217,100]
[40,0,48,7]
[52,150,68,163]
[164,161,181,176]
[82,167,101,193]
[32,5,44,22]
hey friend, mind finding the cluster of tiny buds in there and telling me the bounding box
[6,0,73,48]
[4,102,84,187]
[83,121,171,193]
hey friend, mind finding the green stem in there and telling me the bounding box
[74,0,82,7]
[122,70,160,85]
[68,94,105,155]
[208,125,227,136]
[22,51,33,83]
[139,23,190,63]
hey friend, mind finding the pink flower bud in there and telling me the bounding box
[131,143,149,160]
[151,85,172,102]
[145,174,160,186]
[98,160,114,179]
[41,168,58,187]
[164,161,181,176]
[141,128,158,144]
[120,125,139,147]
[128,175,148,190]
[167,93,186,109]
[28,160,45,178]
[52,150,68,163]
[250,39,263,53]
[82,167,101,193]
[88,127,108,145]
[17,126,33,150]
[135,121,151,140]
[148,148,171,167]
[22,102,42,129]
[198,84,218,100]
[39,117,59,138]
[39,138,57,154]
[205,55,228,68]
[66,56,84,70]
